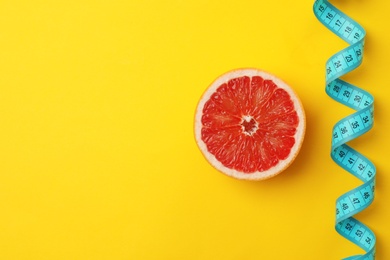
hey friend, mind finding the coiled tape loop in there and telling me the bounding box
[313,0,376,259]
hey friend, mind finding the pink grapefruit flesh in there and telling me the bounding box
[194,68,305,180]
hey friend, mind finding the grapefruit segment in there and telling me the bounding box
[195,68,305,180]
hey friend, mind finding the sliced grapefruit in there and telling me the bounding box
[194,68,306,180]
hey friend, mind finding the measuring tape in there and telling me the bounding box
[313,0,376,259]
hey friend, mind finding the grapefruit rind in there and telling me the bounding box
[194,68,306,180]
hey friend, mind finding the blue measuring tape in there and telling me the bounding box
[313,0,376,259]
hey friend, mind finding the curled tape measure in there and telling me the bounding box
[313,0,376,259]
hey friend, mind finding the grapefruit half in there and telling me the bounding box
[194,68,306,180]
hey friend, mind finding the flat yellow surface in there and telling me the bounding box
[0,0,389,259]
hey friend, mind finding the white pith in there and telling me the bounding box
[241,115,258,136]
[194,68,306,181]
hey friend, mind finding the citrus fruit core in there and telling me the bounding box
[194,68,305,180]
[241,116,258,135]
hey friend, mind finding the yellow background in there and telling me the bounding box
[0,0,388,259]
